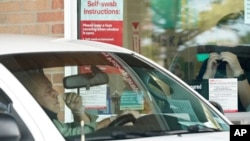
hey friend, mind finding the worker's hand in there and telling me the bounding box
[220,52,244,76]
[203,52,220,79]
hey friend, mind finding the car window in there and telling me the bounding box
[0,52,229,139]
[0,88,34,141]
[0,89,10,113]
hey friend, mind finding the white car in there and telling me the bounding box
[0,34,231,141]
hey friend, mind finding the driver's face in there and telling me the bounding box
[30,74,61,113]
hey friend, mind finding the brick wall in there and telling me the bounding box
[0,0,64,37]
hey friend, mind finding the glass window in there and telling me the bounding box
[137,0,250,114]
[0,89,34,141]
[0,52,229,139]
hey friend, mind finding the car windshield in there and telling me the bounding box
[0,51,229,140]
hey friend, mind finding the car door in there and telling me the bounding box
[0,63,65,141]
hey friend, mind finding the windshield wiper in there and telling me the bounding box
[85,127,221,141]
[187,124,222,133]
[111,130,173,139]
[178,121,222,133]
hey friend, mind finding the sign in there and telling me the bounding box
[80,84,107,109]
[80,0,123,46]
[245,0,250,24]
[132,22,140,53]
[120,91,144,110]
[209,78,238,113]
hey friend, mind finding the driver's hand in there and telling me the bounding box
[120,110,140,119]
[63,92,84,113]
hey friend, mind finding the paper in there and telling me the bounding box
[244,0,250,24]
[80,84,107,109]
[120,91,144,110]
[208,78,238,112]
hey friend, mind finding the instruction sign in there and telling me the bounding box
[80,0,123,46]
[80,84,108,109]
[209,78,238,113]
[120,91,144,110]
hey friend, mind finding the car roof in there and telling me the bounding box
[0,34,133,55]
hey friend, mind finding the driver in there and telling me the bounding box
[16,70,139,137]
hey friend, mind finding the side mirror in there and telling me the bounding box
[0,112,21,141]
[209,101,224,114]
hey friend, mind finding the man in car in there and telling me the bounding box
[14,70,140,137]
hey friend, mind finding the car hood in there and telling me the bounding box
[110,131,229,141]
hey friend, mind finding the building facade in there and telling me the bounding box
[0,0,64,37]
